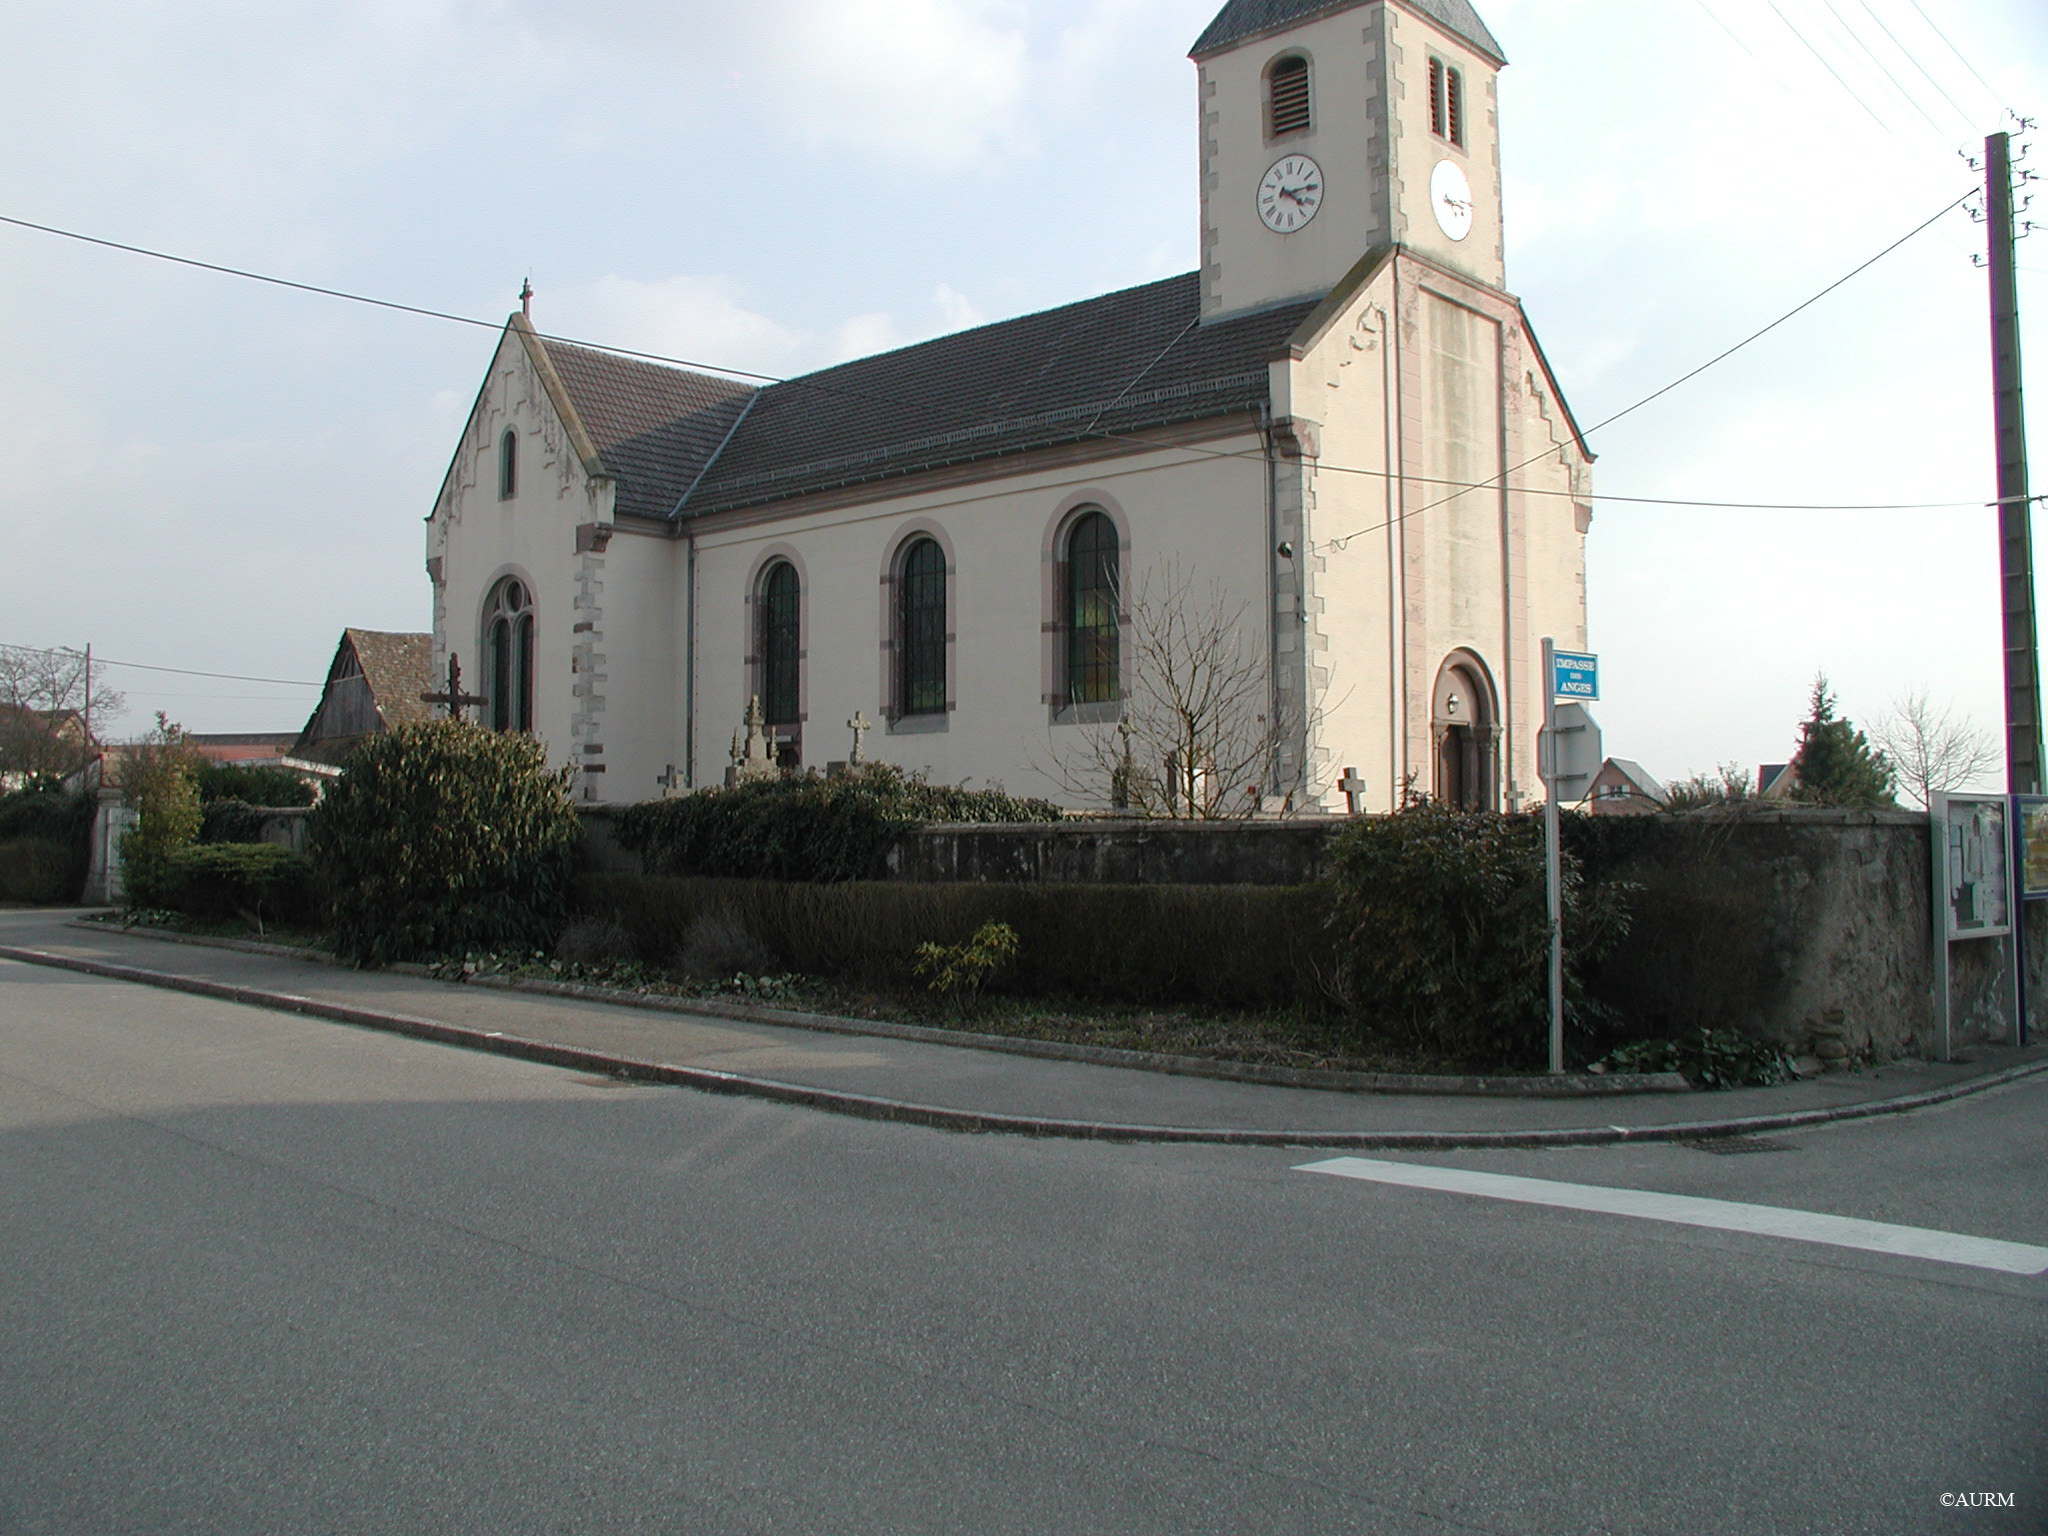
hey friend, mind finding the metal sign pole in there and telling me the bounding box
[1542,638,1564,1074]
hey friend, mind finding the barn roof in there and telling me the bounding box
[1190,0,1504,64]
[525,273,1317,524]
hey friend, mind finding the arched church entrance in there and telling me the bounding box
[1431,652,1500,811]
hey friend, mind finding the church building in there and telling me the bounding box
[425,0,1592,813]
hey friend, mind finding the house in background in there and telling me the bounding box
[1758,762,1799,799]
[1586,758,1666,815]
[187,732,296,766]
[290,630,434,768]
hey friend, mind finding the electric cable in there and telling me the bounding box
[1853,0,1982,135]
[1765,0,1916,145]
[1903,0,2009,117]
[1818,0,1963,146]
[0,190,1990,534]
[0,643,321,687]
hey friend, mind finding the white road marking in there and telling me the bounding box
[1296,1157,2048,1277]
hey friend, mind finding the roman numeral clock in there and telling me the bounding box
[1258,154,1324,233]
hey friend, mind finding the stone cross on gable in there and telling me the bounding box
[421,655,488,721]
[1338,766,1369,815]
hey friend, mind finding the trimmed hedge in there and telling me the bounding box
[196,761,315,808]
[0,838,81,904]
[156,844,319,928]
[0,787,93,904]
[200,799,272,845]
[613,764,1062,883]
[574,872,1335,1010]
[1323,802,1632,1066]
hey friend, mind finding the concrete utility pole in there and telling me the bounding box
[1986,129,2042,795]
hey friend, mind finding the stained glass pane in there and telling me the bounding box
[761,563,801,725]
[899,539,946,716]
[1066,513,1119,705]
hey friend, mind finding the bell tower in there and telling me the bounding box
[1192,0,1508,321]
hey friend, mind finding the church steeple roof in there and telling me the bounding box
[1191,0,1504,65]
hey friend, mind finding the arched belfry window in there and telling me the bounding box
[1429,57,1465,147]
[484,577,535,734]
[759,561,801,726]
[1267,55,1312,138]
[498,428,518,500]
[1064,511,1119,706]
[898,538,947,717]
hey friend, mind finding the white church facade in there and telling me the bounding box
[426,0,1592,814]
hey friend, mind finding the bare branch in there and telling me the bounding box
[1868,691,2000,810]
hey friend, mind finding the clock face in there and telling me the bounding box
[1258,155,1324,234]
[1430,159,1475,241]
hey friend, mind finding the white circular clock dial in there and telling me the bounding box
[1430,159,1475,241]
[1258,155,1324,234]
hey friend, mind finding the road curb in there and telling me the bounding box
[56,920,1689,1099]
[7,942,2046,1149]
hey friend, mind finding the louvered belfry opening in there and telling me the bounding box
[1429,57,1465,146]
[1268,55,1311,137]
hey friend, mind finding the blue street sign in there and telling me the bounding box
[1552,650,1599,700]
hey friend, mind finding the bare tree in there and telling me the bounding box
[0,643,125,782]
[1869,691,2000,810]
[1047,561,1298,819]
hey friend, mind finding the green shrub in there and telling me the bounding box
[1593,1030,1795,1090]
[0,785,95,845]
[196,761,316,808]
[0,838,82,904]
[613,763,1062,883]
[913,920,1019,1010]
[120,720,204,908]
[156,844,318,929]
[199,799,275,845]
[1322,802,1633,1067]
[575,872,1333,1009]
[308,720,580,966]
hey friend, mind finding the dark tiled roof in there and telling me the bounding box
[1191,0,1504,63]
[346,629,435,730]
[543,344,756,521]
[678,275,1316,517]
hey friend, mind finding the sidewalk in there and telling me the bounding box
[3,908,2042,1148]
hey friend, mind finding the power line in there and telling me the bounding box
[1765,0,1915,145]
[0,189,1986,545]
[1319,188,1976,550]
[1819,0,1961,146]
[1903,0,2009,117]
[1853,0,1982,135]
[0,642,320,687]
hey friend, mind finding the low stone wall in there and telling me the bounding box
[574,804,2039,1057]
[1572,808,2037,1058]
[885,818,1344,886]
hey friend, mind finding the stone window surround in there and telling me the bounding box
[1040,491,1131,727]
[744,543,809,762]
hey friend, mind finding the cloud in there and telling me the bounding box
[765,0,1032,168]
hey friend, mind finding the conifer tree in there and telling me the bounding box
[1792,675,1897,808]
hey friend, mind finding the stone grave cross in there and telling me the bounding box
[847,710,873,764]
[1338,766,1369,815]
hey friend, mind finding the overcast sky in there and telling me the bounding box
[1,0,2044,790]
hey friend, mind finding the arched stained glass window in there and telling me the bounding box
[898,538,946,717]
[759,561,801,726]
[485,577,535,733]
[1065,511,1119,705]
[499,428,518,500]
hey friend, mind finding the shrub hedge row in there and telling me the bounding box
[613,764,1061,884]
[155,844,319,928]
[574,872,1335,1010]
[0,787,94,904]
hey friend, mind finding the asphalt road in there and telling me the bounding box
[1,957,2042,1535]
